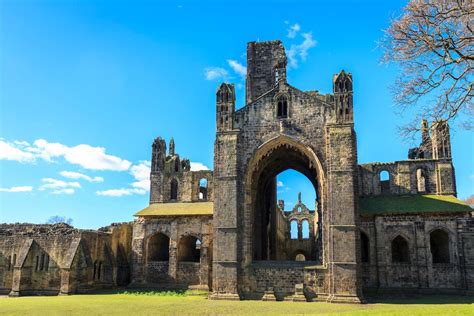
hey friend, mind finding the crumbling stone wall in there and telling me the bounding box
[0,222,132,296]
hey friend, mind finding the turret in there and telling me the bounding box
[216,83,235,132]
[246,41,287,104]
[333,70,353,123]
[169,138,175,156]
[150,137,166,203]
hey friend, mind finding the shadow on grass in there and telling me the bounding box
[366,294,474,305]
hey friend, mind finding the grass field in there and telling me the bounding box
[0,292,473,315]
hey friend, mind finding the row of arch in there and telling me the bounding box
[289,219,310,240]
[360,228,451,264]
[148,233,202,263]
[378,167,429,194]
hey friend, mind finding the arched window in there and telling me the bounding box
[45,255,49,271]
[148,233,170,261]
[290,220,298,240]
[277,95,288,118]
[198,178,208,200]
[174,159,179,172]
[391,235,410,263]
[416,168,427,193]
[93,260,97,280]
[295,253,306,261]
[40,253,45,271]
[302,220,310,239]
[98,261,102,280]
[380,170,390,194]
[360,231,370,263]
[170,179,178,200]
[178,236,201,263]
[35,256,39,272]
[7,255,11,271]
[430,229,450,264]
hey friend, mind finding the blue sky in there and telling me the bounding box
[1,0,472,229]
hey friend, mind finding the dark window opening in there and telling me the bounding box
[98,261,102,280]
[277,96,288,118]
[361,231,370,263]
[174,159,179,172]
[40,253,45,271]
[430,229,450,264]
[7,256,11,271]
[178,236,201,263]
[35,256,39,272]
[148,233,170,261]
[392,235,410,263]
[170,179,178,200]
[93,261,97,280]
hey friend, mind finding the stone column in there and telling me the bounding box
[8,268,22,297]
[210,131,240,300]
[168,221,178,282]
[130,220,146,285]
[325,123,364,303]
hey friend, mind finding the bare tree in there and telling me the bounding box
[381,0,473,139]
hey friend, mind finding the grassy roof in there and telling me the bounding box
[134,202,213,217]
[359,194,472,216]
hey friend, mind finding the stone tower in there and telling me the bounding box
[212,40,363,302]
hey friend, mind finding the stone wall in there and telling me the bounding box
[359,214,474,293]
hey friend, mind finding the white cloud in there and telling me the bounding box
[277,181,284,187]
[0,186,33,193]
[0,140,35,163]
[52,188,75,195]
[286,23,301,39]
[204,67,229,80]
[190,162,209,171]
[39,178,81,194]
[227,60,246,77]
[60,171,104,183]
[287,32,317,68]
[96,188,146,197]
[130,161,151,191]
[0,138,131,171]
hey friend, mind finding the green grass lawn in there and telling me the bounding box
[0,292,473,315]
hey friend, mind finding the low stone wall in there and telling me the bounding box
[177,262,200,285]
[146,261,170,283]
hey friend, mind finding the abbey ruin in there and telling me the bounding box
[1,40,473,302]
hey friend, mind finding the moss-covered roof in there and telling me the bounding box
[359,194,472,216]
[134,202,213,217]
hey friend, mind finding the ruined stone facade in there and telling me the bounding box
[1,40,473,301]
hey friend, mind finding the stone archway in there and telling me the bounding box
[243,135,326,265]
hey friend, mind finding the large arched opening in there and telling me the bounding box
[244,136,324,263]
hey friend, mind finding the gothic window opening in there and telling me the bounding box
[93,261,97,280]
[148,233,170,261]
[35,256,39,272]
[40,253,45,271]
[302,220,310,239]
[416,168,427,193]
[290,220,298,240]
[277,95,288,118]
[198,178,208,200]
[178,235,201,263]
[391,235,410,263]
[98,261,102,280]
[360,231,370,263]
[174,159,179,172]
[170,179,178,201]
[7,256,11,271]
[430,229,450,264]
[380,170,390,194]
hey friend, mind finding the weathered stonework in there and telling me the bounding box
[1,39,473,301]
